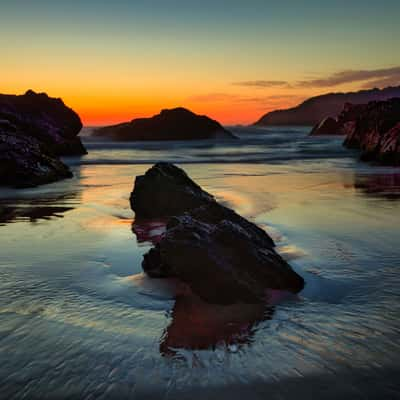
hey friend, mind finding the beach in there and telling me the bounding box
[1,127,400,398]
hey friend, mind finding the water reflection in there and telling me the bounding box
[353,172,400,200]
[160,294,274,357]
[0,191,81,225]
[0,184,81,225]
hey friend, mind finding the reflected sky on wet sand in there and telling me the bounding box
[1,129,400,398]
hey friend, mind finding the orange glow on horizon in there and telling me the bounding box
[65,96,303,127]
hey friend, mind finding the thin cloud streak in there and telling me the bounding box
[232,80,291,88]
[187,93,237,102]
[234,66,400,90]
[297,66,400,88]
[187,92,304,108]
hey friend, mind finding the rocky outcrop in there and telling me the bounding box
[342,98,400,165]
[131,163,304,304]
[93,107,236,141]
[0,121,72,188]
[309,102,368,136]
[0,90,86,155]
[255,86,400,127]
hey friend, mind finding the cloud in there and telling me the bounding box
[187,93,237,102]
[232,80,291,88]
[360,75,400,89]
[233,66,400,91]
[187,93,303,108]
[296,66,400,88]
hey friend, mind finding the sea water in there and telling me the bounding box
[0,127,399,399]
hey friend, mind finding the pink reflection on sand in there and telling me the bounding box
[160,288,297,356]
[132,218,168,245]
[132,217,298,356]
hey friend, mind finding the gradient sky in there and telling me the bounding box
[1,0,400,125]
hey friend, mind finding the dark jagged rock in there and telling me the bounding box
[342,98,400,165]
[132,163,304,304]
[130,162,216,218]
[378,123,400,165]
[142,208,304,304]
[309,102,368,136]
[309,98,400,165]
[255,86,400,127]
[309,117,343,135]
[0,126,72,188]
[93,107,236,141]
[131,163,273,248]
[0,90,86,155]
[182,202,275,248]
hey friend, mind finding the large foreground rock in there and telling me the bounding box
[132,163,304,304]
[0,90,86,155]
[93,107,236,141]
[143,210,304,304]
[0,121,72,188]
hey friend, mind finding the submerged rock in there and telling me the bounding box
[132,163,305,304]
[0,90,86,156]
[93,107,236,141]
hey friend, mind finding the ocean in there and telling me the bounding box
[1,126,400,399]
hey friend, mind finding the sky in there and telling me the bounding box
[1,0,400,126]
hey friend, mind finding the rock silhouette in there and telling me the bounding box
[0,90,86,187]
[93,107,236,141]
[0,90,86,156]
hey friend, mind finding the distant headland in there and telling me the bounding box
[254,86,400,126]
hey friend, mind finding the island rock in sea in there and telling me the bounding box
[131,162,304,304]
[93,107,236,140]
[0,119,72,188]
[0,90,86,156]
